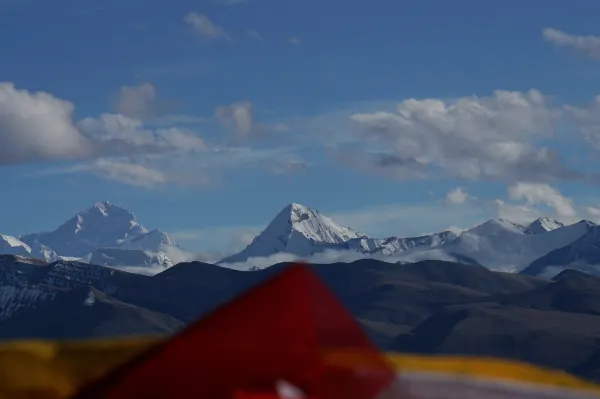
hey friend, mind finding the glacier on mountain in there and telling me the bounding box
[0,234,57,262]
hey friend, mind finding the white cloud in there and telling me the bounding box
[0,81,209,168]
[0,81,306,189]
[78,113,206,155]
[184,12,231,41]
[507,182,577,221]
[566,96,600,150]
[216,101,254,136]
[346,90,577,183]
[0,82,92,164]
[494,200,543,225]
[445,188,469,205]
[587,206,600,217]
[36,155,214,189]
[585,206,600,224]
[148,114,210,126]
[215,101,290,138]
[116,82,156,119]
[114,82,209,126]
[542,28,600,59]
[74,159,169,188]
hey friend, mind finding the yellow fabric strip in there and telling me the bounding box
[0,338,598,398]
[386,353,600,394]
[0,337,161,399]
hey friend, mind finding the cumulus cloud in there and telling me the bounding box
[184,12,231,41]
[78,113,206,155]
[347,90,578,183]
[215,101,290,138]
[36,155,213,188]
[507,182,577,221]
[114,82,209,125]
[445,188,469,205]
[566,96,600,151]
[0,81,306,189]
[587,206,600,217]
[542,28,600,59]
[0,82,93,164]
[72,159,169,188]
[494,200,543,225]
[216,101,254,136]
[116,82,156,119]
[0,81,207,167]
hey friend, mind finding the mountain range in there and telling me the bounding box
[1,201,600,278]
[2,200,600,381]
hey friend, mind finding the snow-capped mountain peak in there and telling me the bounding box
[526,217,564,234]
[280,203,365,243]
[93,200,111,216]
[20,202,148,258]
[466,218,527,236]
[218,203,366,264]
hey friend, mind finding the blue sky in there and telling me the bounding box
[2,0,600,254]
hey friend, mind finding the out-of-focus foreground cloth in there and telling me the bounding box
[0,339,599,399]
[0,264,598,399]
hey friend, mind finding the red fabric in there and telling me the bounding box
[234,392,286,399]
[72,264,396,399]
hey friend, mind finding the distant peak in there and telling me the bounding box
[576,220,597,227]
[266,202,365,242]
[88,201,126,213]
[526,216,564,233]
[287,202,311,212]
[497,218,516,224]
[274,203,317,223]
[468,218,526,234]
[484,218,520,227]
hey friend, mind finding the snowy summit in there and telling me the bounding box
[20,201,148,258]
[526,217,565,234]
[218,203,366,264]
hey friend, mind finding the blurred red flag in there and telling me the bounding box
[72,264,398,399]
